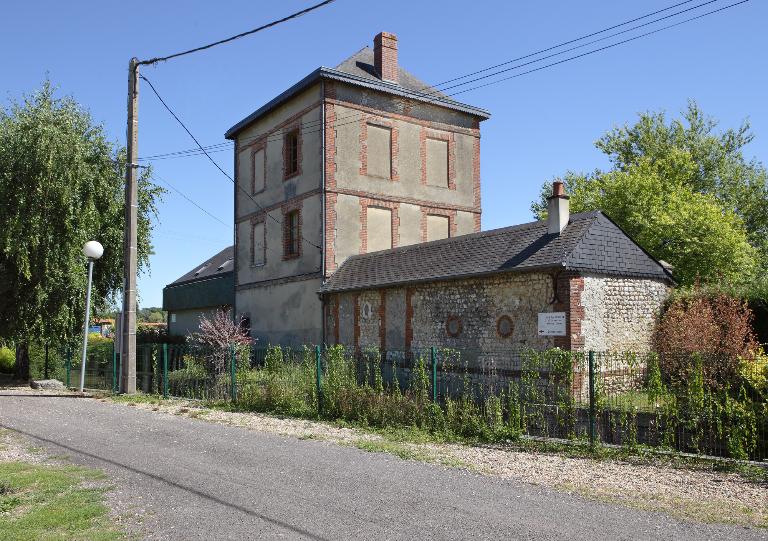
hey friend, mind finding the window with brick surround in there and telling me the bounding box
[252,148,265,194]
[366,207,392,253]
[283,210,300,258]
[283,129,299,178]
[426,138,449,187]
[251,221,265,266]
[366,124,392,179]
[426,214,450,242]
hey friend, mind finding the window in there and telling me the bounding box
[252,148,265,193]
[251,222,265,266]
[366,207,392,253]
[283,129,299,178]
[445,315,462,338]
[366,124,392,179]
[170,313,176,323]
[283,210,300,258]
[426,138,449,187]
[496,315,514,338]
[426,214,450,242]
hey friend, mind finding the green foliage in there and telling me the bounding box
[0,346,14,373]
[137,306,166,323]
[0,81,164,353]
[531,102,767,286]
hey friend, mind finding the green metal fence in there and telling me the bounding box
[55,342,768,461]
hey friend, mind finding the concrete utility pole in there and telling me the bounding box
[121,57,139,393]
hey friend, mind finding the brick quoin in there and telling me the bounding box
[405,288,414,352]
[419,206,457,242]
[379,290,387,351]
[359,198,400,254]
[472,134,481,231]
[324,192,338,276]
[552,271,585,351]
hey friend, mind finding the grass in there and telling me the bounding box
[0,462,122,540]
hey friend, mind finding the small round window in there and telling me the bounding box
[496,315,514,338]
[446,315,462,338]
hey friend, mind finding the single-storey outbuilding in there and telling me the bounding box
[162,246,234,336]
[320,183,673,355]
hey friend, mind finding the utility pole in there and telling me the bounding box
[121,57,139,394]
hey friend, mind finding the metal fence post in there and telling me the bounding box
[162,343,169,399]
[112,345,118,393]
[230,344,237,403]
[430,346,437,403]
[588,350,596,449]
[65,348,71,388]
[315,345,323,415]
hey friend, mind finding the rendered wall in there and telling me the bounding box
[168,307,230,337]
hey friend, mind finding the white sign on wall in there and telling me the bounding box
[538,312,566,336]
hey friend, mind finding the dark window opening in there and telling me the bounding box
[284,129,299,177]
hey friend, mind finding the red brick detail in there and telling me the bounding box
[405,288,414,352]
[282,123,302,181]
[419,128,456,190]
[353,293,360,352]
[472,134,481,228]
[379,290,387,351]
[249,214,266,266]
[249,138,267,195]
[324,192,338,276]
[358,116,399,181]
[237,188,321,225]
[473,213,481,232]
[552,271,585,351]
[281,199,303,260]
[333,294,340,345]
[236,100,323,152]
[327,187,479,214]
[374,32,398,82]
[419,206,457,242]
[359,198,400,254]
[325,98,480,138]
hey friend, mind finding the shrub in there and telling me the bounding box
[653,289,759,389]
[188,310,250,375]
[0,347,15,373]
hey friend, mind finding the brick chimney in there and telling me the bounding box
[547,180,570,235]
[374,32,398,83]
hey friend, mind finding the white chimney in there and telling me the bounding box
[547,180,570,235]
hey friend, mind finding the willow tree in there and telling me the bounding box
[0,81,164,379]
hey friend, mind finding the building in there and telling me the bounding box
[162,246,234,336]
[321,182,673,354]
[225,32,490,345]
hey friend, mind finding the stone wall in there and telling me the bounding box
[578,273,670,352]
[326,271,670,357]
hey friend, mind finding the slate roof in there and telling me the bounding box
[167,246,234,287]
[225,46,489,139]
[321,212,673,294]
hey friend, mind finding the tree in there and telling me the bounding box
[0,82,164,379]
[532,102,767,286]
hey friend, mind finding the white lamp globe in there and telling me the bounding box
[83,240,104,260]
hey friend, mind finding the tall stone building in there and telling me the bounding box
[225,32,490,345]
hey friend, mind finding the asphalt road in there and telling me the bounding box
[0,394,762,540]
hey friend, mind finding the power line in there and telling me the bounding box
[140,74,322,251]
[136,0,743,162]
[448,0,750,97]
[138,0,337,66]
[149,172,230,228]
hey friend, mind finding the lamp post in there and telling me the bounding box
[79,240,104,393]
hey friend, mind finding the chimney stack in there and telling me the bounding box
[547,180,570,235]
[374,32,398,83]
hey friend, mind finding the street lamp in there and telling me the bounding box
[79,240,103,393]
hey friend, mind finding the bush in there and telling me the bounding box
[0,347,15,373]
[653,288,759,389]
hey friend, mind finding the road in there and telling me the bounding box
[0,394,762,540]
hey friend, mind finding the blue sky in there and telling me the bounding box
[2,0,766,307]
